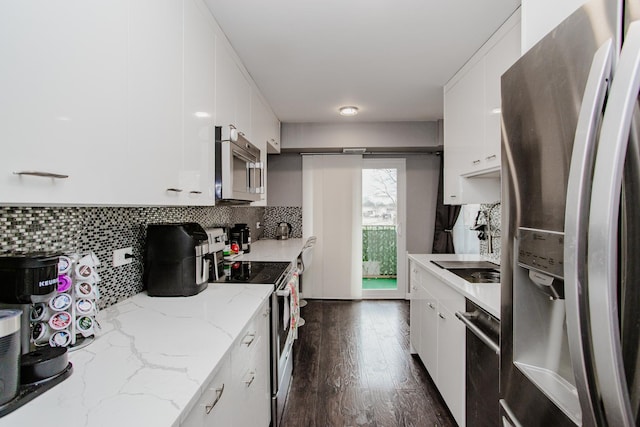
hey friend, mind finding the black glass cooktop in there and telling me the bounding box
[216,261,292,285]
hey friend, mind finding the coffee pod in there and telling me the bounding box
[30,302,48,322]
[76,316,94,337]
[49,311,72,331]
[49,293,72,312]
[31,322,51,345]
[75,263,94,281]
[49,330,71,347]
[57,274,72,293]
[76,299,95,316]
[75,282,95,298]
[58,256,72,275]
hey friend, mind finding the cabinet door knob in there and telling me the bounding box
[205,383,225,414]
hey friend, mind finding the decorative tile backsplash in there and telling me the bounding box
[262,207,303,239]
[0,205,273,308]
[478,202,501,263]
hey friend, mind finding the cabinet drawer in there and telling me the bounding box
[423,271,465,314]
[182,353,233,427]
[409,262,425,288]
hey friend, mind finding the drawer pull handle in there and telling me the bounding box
[189,190,202,195]
[205,383,225,414]
[450,195,457,198]
[166,188,183,193]
[472,159,481,165]
[427,302,436,310]
[438,312,446,320]
[242,333,256,346]
[13,171,69,179]
[243,372,256,388]
[486,154,497,160]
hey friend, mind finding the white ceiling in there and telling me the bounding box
[206,0,521,123]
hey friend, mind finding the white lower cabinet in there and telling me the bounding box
[409,260,466,426]
[182,300,270,427]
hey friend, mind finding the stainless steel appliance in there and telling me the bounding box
[501,1,640,425]
[276,222,291,240]
[214,125,263,204]
[217,261,295,427]
[204,227,226,281]
[456,300,500,426]
[0,310,21,406]
[144,223,210,297]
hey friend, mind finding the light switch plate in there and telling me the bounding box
[113,247,133,267]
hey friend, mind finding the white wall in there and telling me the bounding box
[266,154,302,207]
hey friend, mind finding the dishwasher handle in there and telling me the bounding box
[455,311,500,355]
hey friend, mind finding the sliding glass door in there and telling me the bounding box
[362,158,406,299]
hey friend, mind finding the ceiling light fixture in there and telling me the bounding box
[339,106,359,116]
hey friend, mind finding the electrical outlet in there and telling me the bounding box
[256,221,261,229]
[113,247,133,267]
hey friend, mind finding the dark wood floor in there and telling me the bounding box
[281,300,456,427]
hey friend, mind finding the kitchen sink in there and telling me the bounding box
[447,268,500,283]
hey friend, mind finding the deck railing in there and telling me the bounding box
[362,225,397,278]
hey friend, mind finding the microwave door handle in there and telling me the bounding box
[246,162,253,193]
[563,38,613,427]
[588,22,640,427]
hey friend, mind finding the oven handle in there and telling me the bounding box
[276,288,290,297]
[455,311,500,355]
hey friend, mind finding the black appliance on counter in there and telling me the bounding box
[0,253,73,417]
[144,223,210,297]
[215,260,295,427]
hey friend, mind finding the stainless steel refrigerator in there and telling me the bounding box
[500,0,640,425]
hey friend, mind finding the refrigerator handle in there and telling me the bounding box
[564,38,613,427]
[588,21,640,427]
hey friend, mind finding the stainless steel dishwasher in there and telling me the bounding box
[456,299,500,426]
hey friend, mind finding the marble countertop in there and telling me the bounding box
[239,238,307,263]
[0,284,273,427]
[408,253,501,319]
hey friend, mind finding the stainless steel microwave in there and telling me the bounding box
[214,125,263,204]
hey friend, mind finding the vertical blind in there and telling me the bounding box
[302,155,363,299]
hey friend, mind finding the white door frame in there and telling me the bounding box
[362,157,407,299]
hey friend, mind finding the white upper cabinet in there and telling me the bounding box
[0,0,128,205]
[182,0,217,205]
[0,0,279,206]
[483,18,521,170]
[521,0,587,52]
[443,10,520,204]
[214,38,252,140]
[125,0,183,206]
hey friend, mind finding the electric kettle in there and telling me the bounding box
[276,222,292,240]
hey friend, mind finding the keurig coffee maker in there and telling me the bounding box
[0,253,73,417]
[144,223,211,297]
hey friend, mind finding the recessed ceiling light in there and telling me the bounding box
[339,106,359,116]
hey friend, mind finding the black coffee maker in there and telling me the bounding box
[144,223,211,297]
[0,254,59,355]
[0,253,73,415]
